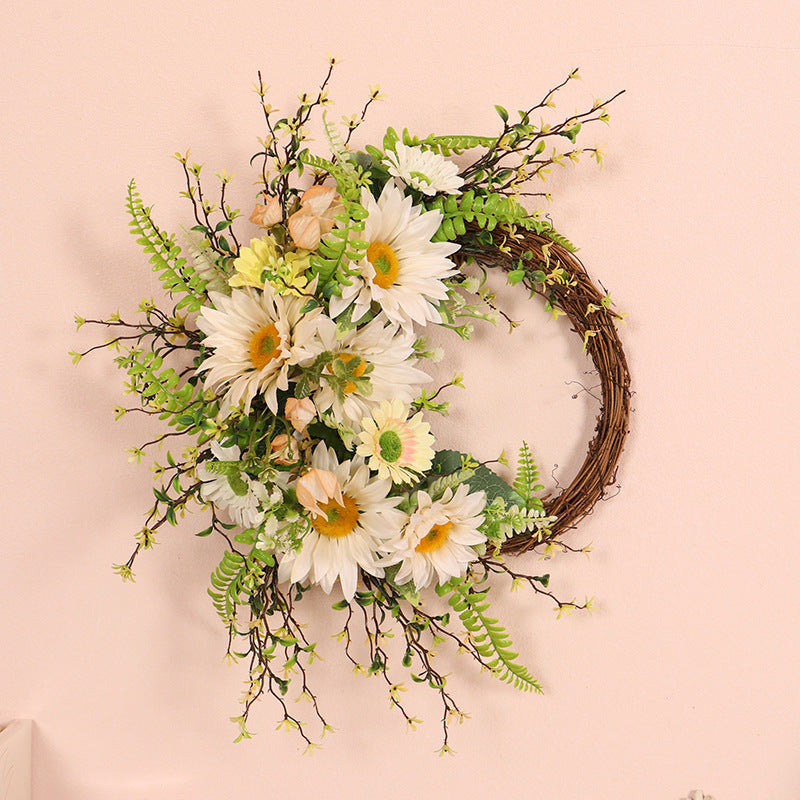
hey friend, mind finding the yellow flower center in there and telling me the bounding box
[415,521,452,553]
[367,241,400,289]
[311,494,360,538]
[329,352,367,394]
[249,323,281,370]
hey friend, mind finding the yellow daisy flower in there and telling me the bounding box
[230,236,311,296]
[356,399,435,484]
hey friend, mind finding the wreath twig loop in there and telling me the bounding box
[464,229,631,554]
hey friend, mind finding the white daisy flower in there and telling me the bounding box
[385,484,487,590]
[313,314,431,432]
[277,443,407,601]
[328,182,459,328]
[384,142,464,196]
[197,441,269,528]
[356,398,435,484]
[197,286,326,416]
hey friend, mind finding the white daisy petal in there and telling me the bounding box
[197,443,268,529]
[313,314,430,432]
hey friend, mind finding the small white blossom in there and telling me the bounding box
[384,143,463,196]
[197,442,269,529]
[462,275,481,294]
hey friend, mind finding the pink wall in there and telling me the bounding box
[2,1,799,798]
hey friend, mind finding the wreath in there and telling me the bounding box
[73,62,629,753]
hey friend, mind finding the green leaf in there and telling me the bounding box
[383,127,399,152]
[430,449,465,474]
[468,464,524,506]
[364,145,383,163]
[430,449,523,506]
[560,122,582,144]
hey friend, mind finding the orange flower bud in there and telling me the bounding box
[287,208,322,250]
[270,434,298,465]
[285,397,316,434]
[250,194,282,228]
[287,185,344,250]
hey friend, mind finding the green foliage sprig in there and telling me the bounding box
[459,69,623,196]
[308,197,368,297]
[209,549,261,624]
[513,440,545,512]
[426,189,532,240]
[437,574,542,693]
[126,181,209,311]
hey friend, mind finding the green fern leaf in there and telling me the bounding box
[208,550,263,624]
[437,576,542,693]
[126,180,208,310]
[513,441,544,511]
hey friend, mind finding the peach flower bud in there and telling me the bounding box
[287,185,344,250]
[296,468,343,518]
[299,185,340,229]
[285,397,316,433]
[270,434,297,465]
[250,194,282,228]
[287,208,321,250]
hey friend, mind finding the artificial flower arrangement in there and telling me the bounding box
[74,62,629,753]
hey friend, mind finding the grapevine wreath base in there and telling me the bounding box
[75,65,631,751]
[473,227,631,555]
